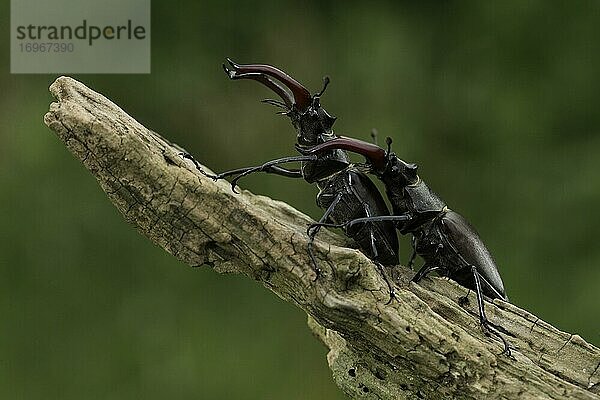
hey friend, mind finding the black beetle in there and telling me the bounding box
[298,136,511,353]
[183,60,399,299]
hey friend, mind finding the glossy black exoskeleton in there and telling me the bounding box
[183,60,399,298]
[298,136,511,354]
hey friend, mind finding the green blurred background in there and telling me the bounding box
[1,1,599,399]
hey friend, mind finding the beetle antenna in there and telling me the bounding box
[383,136,393,169]
[261,98,290,111]
[315,76,330,98]
[370,129,379,145]
[385,137,393,157]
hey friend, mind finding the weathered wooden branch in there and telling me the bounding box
[44,76,599,400]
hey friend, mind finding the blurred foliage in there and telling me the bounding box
[1,1,599,399]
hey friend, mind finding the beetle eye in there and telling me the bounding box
[406,163,418,173]
[404,163,418,180]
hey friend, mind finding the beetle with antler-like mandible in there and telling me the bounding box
[297,136,512,354]
[182,60,400,300]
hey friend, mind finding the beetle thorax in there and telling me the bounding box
[290,99,337,146]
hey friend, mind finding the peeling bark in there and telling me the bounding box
[44,76,600,400]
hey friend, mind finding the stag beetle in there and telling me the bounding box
[183,60,399,299]
[298,136,511,354]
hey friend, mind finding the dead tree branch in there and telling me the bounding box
[44,76,600,400]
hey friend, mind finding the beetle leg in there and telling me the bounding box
[180,152,211,175]
[307,193,343,280]
[180,154,304,185]
[411,264,440,282]
[458,289,472,307]
[225,155,317,192]
[359,203,396,304]
[261,166,302,178]
[308,215,411,232]
[477,272,510,302]
[215,165,302,180]
[308,215,400,302]
[411,241,446,282]
[407,236,418,270]
[373,261,397,304]
[471,265,512,356]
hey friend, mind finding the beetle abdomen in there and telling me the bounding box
[317,170,399,266]
[440,211,507,301]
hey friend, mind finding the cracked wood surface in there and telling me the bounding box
[44,76,600,400]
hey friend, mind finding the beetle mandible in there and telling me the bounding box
[183,60,400,299]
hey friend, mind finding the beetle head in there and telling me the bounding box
[382,154,419,186]
[223,59,337,146]
[289,82,337,146]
